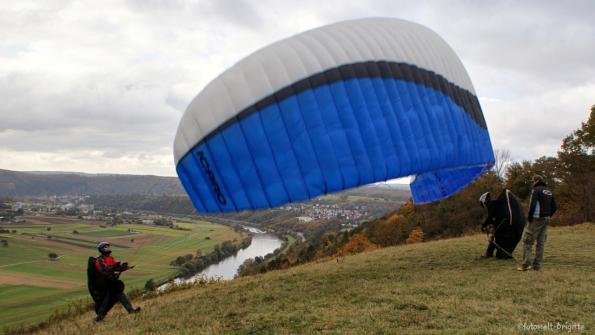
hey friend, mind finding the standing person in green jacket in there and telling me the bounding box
[518,175,557,272]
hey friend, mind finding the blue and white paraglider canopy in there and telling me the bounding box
[174,17,494,213]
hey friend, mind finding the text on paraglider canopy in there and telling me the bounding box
[196,151,227,205]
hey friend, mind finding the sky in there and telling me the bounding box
[1,0,594,177]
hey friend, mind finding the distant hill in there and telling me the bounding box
[0,169,410,199]
[0,169,185,196]
[343,183,410,201]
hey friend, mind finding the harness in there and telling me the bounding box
[484,190,521,263]
[485,219,516,259]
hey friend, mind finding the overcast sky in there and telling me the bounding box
[1,0,594,177]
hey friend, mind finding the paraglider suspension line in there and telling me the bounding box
[486,218,521,264]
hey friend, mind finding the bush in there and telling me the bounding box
[406,227,424,244]
[144,278,156,291]
[170,254,194,267]
[336,233,377,256]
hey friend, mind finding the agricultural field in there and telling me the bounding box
[0,215,244,330]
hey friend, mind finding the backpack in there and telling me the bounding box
[87,256,103,303]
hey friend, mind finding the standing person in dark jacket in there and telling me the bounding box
[518,175,557,271]
[93,241,140,321]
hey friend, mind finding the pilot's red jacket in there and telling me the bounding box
[95,255,120,275]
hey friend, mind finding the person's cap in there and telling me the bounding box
[479,192,490,207]
[97,241,112,254]
[532,174,545,183]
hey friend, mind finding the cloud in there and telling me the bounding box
[483,82,595,160]
[205,0,264,29]
[0,148,174,176]
[416,1,595,88]
[1,0,594,176]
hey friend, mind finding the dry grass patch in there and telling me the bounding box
[0,272,82,290]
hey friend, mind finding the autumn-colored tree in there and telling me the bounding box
[366,213,411,247]
[314,234,341,259]
[405,227,424,244]
[555,105,595,224]
[504,158,556,200]
[336,233,377,256]
[400,199,415,216]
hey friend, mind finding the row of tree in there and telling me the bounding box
[85,194,196,215]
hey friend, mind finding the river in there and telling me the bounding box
[200,227,282,279]
[159,226,283,290]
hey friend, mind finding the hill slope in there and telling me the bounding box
[35,223,594,334]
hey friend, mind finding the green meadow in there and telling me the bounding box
[0,216,244,330]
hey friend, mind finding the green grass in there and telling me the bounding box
[78,229,136,237]
[0,238,52,265]
[0,286,83,328]
[31,223,595,335]
[0,217,244,330]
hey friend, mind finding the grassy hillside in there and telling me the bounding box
[0,216,244,329]
[32,223,594,334]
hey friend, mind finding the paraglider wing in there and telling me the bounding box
[174,18,494,213]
